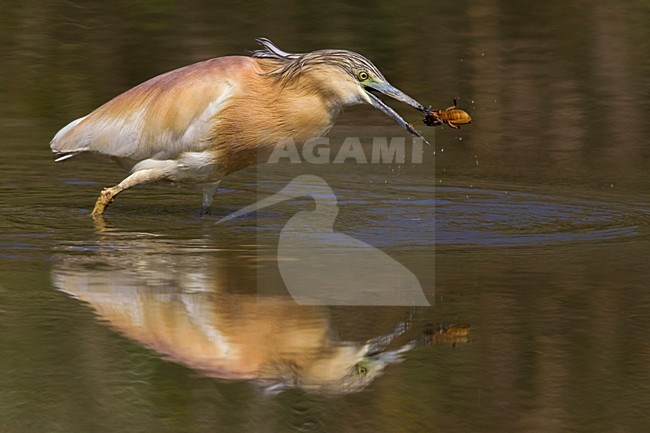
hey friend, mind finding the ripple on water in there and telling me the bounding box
[339,184,645,249]
[0,177,646,256]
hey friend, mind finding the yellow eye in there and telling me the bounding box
[355,364,368,376]
[357,70,369,81]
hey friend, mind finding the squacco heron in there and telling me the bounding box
[50,38,427,215]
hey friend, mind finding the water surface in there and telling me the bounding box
[1,1,649,432]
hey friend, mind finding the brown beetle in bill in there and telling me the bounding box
[423,98,472,129]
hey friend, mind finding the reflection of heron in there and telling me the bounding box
[49,238,457,395]
[50,38,428,215]
[219,175,430,306]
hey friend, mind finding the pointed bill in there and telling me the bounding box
[364,82,429,144]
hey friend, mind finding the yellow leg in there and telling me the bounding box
[90,167,172,216]
[200,182,221,215]
[91,186,123,216]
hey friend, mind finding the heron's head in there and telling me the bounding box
[253,38,426,138]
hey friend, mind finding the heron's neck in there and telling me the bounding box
[261,76,346,136]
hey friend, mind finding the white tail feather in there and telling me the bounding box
[54,153,79,162]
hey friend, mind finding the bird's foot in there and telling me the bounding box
[91,187,118,216]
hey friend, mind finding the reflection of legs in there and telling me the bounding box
[200,181,221,215]
[91,168,170,216]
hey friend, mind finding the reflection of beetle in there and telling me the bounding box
[424,98,472,129]
[423,324,471,347]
